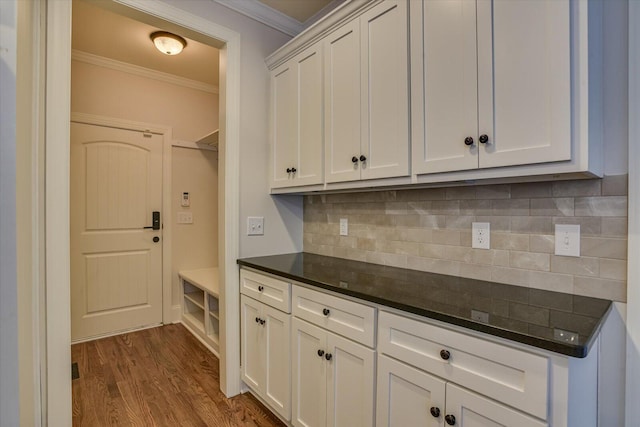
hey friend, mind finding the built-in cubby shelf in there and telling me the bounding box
[179,267,220,355]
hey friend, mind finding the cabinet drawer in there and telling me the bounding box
[240,269,291,313]
[378,311,549,420]
[292,285,376,347]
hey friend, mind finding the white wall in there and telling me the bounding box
[159,0,303,259]
[71,60,218,141]
[0,0,19,424]
[171,147,218,306]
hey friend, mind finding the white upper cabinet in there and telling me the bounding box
[412,0,599,177]
[324,19,362,183]
[325,0,410,183]
[271,44,323,188]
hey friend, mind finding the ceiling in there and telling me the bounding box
[72,0,220,86]
[71,0,341,86]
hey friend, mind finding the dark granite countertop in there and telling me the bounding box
[237,252,612,358]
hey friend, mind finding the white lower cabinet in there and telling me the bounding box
[292,317,375,427]
[377,354,546,427]
[240,294,291,421]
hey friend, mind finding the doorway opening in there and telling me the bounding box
[45,1,242,422]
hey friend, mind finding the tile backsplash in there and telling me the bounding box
[303,175,628,302]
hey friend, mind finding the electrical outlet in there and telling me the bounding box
[340,218,348,236]
[555,224,580,257]
[471,309,489,324]
[247,216,264,236]
[472,222,490,249]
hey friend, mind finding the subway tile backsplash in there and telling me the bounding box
[303,175,628,302]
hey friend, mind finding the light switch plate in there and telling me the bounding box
[339,218,348,236]
[247,216,264,236]
[555,224,580,257]
[472,222,490,249]
[177,211,193,224]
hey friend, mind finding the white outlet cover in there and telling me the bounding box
[555,224,580,257]
[472,222,490,249]
[339,218,348,236]
[177,211,193,224]
[247,216,264,236]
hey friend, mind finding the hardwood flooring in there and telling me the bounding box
[71,324,286,427]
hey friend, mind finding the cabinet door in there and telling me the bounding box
[412,0,478,174]
[295,45,324,186]
[292,318,327,427]
[271,62,298,188]
[377,354,446,427]
[476,0,571,169]
[326,332,375,427]
[324,19,362,183]
[241,295,264,392]
[263,304,291,421]
[446,384,547,427]
[360,0,410,180]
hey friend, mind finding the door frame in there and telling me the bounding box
[70,112,173,340]
[44,0,242,424]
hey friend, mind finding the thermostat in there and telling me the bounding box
[181,192,190,207]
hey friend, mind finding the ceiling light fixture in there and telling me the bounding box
[150,31,186,56]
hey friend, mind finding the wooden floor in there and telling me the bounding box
[71,324,286,427]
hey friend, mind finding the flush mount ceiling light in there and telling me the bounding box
[150,31,187,55]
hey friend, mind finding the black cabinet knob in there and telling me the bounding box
[260,319,266,325]
[359,155,367,162]
[325,353,332,361]
[440,349,451,360]
[352,156,359,163]
[291,167,297,173]
[153,236,160,243]
[258,286,264,292]
[322,308,330,316]
[286,168,292,173]
[464,137,474,146]
[317,349,325,357]
[479,134,489,144]
[430,407,440,418]
[255,317,260,323]
[445,414,456,425]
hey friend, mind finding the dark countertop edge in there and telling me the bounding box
[237,258,612,358]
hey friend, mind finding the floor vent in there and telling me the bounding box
[72,362,79,380]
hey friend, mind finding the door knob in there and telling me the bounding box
[317,349,325,357]
[322,308,330,316]
[464,137,474,146]
[359,155,366,162]
[325,353,332,361]
[440,349,451,360]
[430,407,440,418]
[351,156,359,163]
[153,236,160,243]
[479,134,489,144]
[445,414,456,425]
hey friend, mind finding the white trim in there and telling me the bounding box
[213,0,303,36]
[71,49,219,94]
[626,1,640,425]
[70,112,175,329]
[45,1,72,425]
[303,0,346,29]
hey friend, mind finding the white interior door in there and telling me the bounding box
[70,122,163,341]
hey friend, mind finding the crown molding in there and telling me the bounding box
[71,50,219,94]
[303,0,346,29]
[213,0,304,36]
